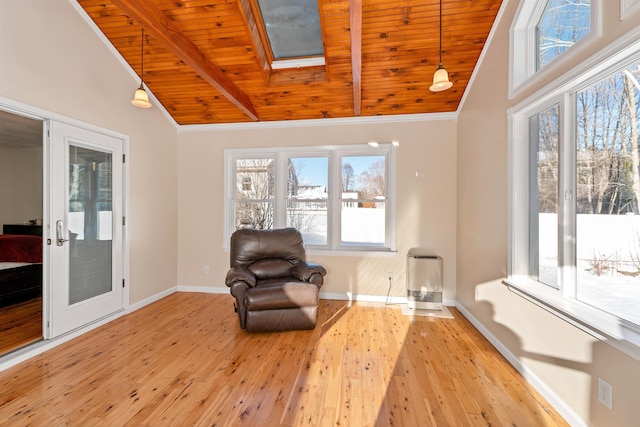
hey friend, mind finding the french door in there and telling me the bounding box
[47,121,124,338]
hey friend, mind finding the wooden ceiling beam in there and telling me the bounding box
[350,0,362,116]
[111,0,259,121]
[236,0,272,86]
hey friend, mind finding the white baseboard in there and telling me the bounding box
[455,302,587,427]
[128,286,178,311]
[175,285,228,294]
[319,292,456,307]
[173,287,458,307]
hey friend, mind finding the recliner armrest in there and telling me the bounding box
[291,261,326,282]
[225,266,257,287]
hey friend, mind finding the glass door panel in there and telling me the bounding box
[68,146,113,304]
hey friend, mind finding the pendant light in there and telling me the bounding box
[131,28,152,108]
[430,0,453,92]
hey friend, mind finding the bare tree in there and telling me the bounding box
[359,159,385,199]
[624,71,640,213]
[342,163,354,192]
[575,67,640,215]
[536,105,559,213]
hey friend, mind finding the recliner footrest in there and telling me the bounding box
[245,282,319,311]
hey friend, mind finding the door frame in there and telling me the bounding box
[0,97,131,337]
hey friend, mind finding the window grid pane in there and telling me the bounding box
[536,0,591,71]
[530,104,560,288]
[287,157,328,246]
[575,63,640,326]
[235,158,275,230]
[340,155,387,247]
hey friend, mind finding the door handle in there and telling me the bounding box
[56,220,70,246]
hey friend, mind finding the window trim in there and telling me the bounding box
[509,0,602,99]
[508,25,640,362]
[223,143,397,254]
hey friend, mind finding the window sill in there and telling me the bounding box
[503,277,640,362]
[306,248,397,257]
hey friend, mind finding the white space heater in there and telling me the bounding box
[406,249,443,311]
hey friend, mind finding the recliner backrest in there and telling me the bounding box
[230,228,306,268]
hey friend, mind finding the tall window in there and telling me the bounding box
[574,65,640,324]
[509,42,640,353]
[225,144,396,251]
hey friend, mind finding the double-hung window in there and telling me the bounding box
[224,144,396,252]
[508,34,640,356]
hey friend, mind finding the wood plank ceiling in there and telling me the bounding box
[77,0,503,126]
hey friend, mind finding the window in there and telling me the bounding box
[535,0,591,71]
[234,157,275,230]
[287,156,328,245]
[510,0,598,95]
[340,156,386,247]
[225,144,396,252]
[508,32,640,355]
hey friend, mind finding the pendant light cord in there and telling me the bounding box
[140,28,145,86]
[438,0,443,66]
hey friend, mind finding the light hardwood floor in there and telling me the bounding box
[0,298,42,357]
[0,293,568,426]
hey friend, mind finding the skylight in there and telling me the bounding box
[256,0,324,60]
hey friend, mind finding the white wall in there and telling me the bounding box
[0,146,42,228]
[177,118,458,301]
[457,1,640,425]
[0,0,179,304]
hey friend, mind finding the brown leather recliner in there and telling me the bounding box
[225,228,327,332]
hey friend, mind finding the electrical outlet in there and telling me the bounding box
[204,266,210,275]
[387,272,393,281]
[597,377,613,409]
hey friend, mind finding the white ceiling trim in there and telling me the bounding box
[177,112,458,132]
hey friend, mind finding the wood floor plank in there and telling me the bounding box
[0,297,42,356]
[0,293,569,426]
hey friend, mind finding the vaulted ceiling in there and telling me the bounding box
[76,0,502,126]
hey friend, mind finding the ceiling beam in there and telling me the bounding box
[350,0,362,116]
[237,0,271,86]
[111,0,259,121]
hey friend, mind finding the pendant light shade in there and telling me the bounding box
[430,64,453,92]
[131,28,152,108]
[132,83,152,108]
[430,0,453,93]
